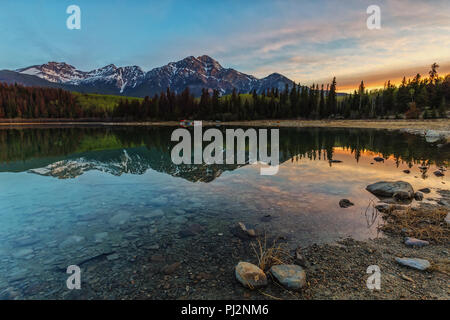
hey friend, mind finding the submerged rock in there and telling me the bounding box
[59,235,85,249]
[425,130,444,143]
[438,200,450,207]
[404,237,429,247]
[94,232,108,243]
[418,188,431,194]
[374,157,385,162]
[178,223,205,238]
[238,222,256,237]
[366,181,414,199]
[403,169,410,174]
[12,248,33,259]
[270,264,306,290]
[414,192,424,201]
[235,262,267,289]
[231,222,257,239]
[339,199,354,208]
[162,262,181,275]
[106,253,119,261]
[434,170,444,177]
[395,257,430,271]
[109,211,131,225]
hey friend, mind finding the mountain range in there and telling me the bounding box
[0,55,294,97]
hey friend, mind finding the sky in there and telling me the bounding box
[0,0,449,92]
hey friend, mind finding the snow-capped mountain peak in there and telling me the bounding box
[14,55,293,97]
[17,62,86,83]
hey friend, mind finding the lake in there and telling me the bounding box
[0,125,448,299]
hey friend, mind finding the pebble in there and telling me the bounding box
[418,188,431,194]
[339,199,354,208]
[395,257,430,271]
[404,237,429,247]
[433,170,444,177]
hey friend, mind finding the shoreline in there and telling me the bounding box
[2,119,449,143]
[0,119,449,130]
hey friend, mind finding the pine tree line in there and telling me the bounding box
[1,63,448,121]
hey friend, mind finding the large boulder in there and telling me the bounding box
[270,264,306,290]
[366,181,414,199]
[235,262,267,289]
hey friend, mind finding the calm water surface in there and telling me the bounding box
[0,126,448,299]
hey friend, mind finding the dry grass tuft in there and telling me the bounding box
[250,235,293,272]
[379,206,449,244]
[429,258,450,275]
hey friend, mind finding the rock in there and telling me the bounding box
[142,209,165,219]
[445,213,450,225]
[260,215,273,222]
[374,157,385,162]
[395,257,430,271]
[403,169,410,174]
[425,130,443,143]
[150,254,165,263]
[178,223,204,238]
[414,192,423,201]
[235,262,267,289]
[418,188,431,194]
[238,222,257,237]
[12,236,39,247]
[162,262,181,275]
[339,199,354,208]
[375,203,391,213]
[12,248,33,259]
[404,237,429,247]
[231,222,257,239]
[366,181,414,199]
[330,159,342,163]
[0,287,21,300]
[270,264,306,290]
[106,253,119,261]
[109,211,131,225]
[438,200,450,207]
[434,170,444,177]
[295,247,308,267]
[394,191,413,201]
[59,235,85,249]
[94,232,108,243]
[401,274,414,282]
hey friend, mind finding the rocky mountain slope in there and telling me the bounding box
[2,55,294,97]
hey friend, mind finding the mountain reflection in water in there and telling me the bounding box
[0,126,448,181]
